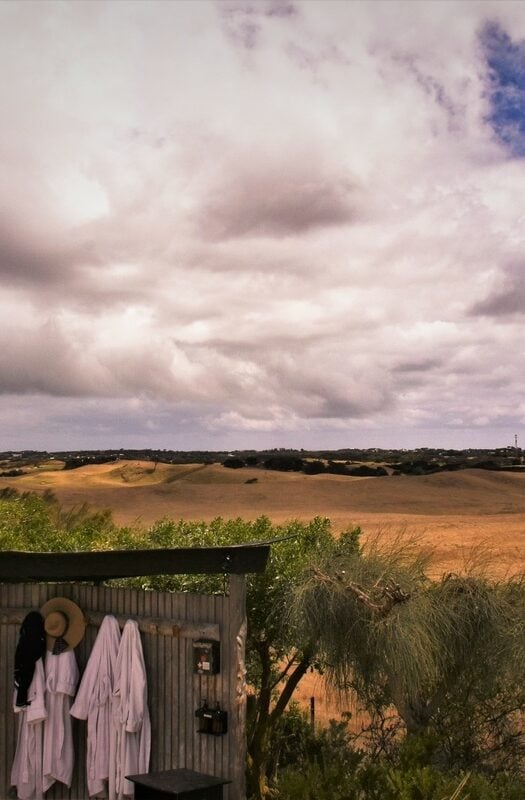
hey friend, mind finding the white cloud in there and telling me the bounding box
[0,0,524,449]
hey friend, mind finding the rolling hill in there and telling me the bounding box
[1,459,524,574]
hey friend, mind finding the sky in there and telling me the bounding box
[1,0,525,453]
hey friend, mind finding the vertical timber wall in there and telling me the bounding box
[0,579,247,799]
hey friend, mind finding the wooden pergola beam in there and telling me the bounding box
[0,543,270,582]
[0,607,219,639]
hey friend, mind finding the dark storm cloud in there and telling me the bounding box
[0,217,90,287]
[470,264,525,317]
[0,218,147,313]
[470,286,525,316]
[312,391,391,420]
[0,321,107,397]
[394,358,443,373]
[199,161,358,240]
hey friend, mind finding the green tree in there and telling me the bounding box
[295,533,525,779]
[131,515,361,798]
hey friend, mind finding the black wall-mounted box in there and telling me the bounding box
[193,639,220,675]
[195,701,228,736]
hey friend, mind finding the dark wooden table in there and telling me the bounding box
[126,768,232,800]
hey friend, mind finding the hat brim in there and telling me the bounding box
[40,597,87,652]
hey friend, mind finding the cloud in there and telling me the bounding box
[0,316,110,397]
[394,359,443,374]
[469,263,525,317]
[218,2,263,50]
[1,0,525,450]
[218,0,299,50]
[0,215,99,293]
[197,153,359,239]
[284,37,351,79]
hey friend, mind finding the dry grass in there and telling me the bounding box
[2,459,524,576]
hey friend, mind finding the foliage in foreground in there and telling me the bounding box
[272,705,525,800]
[3,490,525,798]
[295,533,525,782]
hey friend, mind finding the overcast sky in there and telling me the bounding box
[1,0,525,452]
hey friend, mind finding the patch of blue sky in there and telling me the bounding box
[481,20,525,157]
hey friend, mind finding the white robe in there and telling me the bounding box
[10,658,47,800]
[70,614,121,797]
[43,649,79,792]
[109,620,151,800]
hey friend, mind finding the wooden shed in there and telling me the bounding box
[0,544,270,800]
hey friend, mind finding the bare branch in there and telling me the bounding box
[309,566,411,616]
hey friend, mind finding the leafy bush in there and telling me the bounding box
[0,490,127,552]
[274,715,525,800]
[223,457,245,469]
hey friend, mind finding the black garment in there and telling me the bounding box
[52,636,68,655]
[14,611,46,707]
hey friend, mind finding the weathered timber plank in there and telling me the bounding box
[0,544,270,581]
[228,574,247,800]
[0,607,219,640]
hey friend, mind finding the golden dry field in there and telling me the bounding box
[2,459,524,575]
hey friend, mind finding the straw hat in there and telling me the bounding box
[40,597,87,653]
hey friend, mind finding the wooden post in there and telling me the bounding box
[228,574,247,799]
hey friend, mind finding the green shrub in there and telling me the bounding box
[270,707,525,800]
[277,757,525,800]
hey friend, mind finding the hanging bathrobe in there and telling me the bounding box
[70,614,121,797]
[43,648,79,792]
[109,619,151,800]
[10,657,46,800]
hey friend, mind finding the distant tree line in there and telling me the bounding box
[1,446,523,478]
[223,456,388,477]
[63,455,118,470]
[223,453,525,478]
